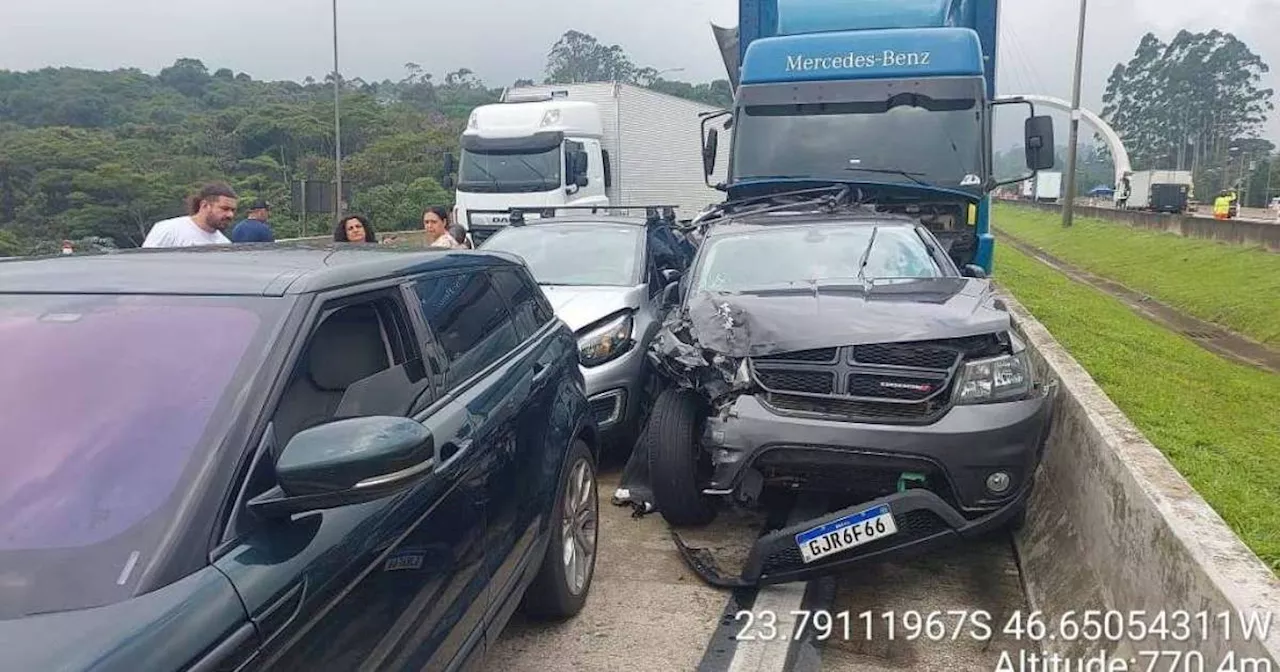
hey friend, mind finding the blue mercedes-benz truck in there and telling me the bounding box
[701,0,1055,273]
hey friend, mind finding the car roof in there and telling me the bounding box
[702,211,922,238]
[497,215,653,229]
[0,242,527,296]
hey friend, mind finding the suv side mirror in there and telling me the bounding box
[962,264,988,279]
[702,127,719,177]
[248,416,436,518]
[1024,115,1055,171]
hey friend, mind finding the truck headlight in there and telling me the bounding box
[954,351,1033,404]
[578,314,634,367]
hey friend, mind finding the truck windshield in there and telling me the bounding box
[0,293,284,618]
[694,224,945,293]
[732,97,984,192]
[459,146,563,193]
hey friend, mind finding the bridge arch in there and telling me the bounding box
[997,94,1132,192]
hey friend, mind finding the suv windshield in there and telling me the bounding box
[732,96,984,191]
[694,224,946,293]
[458,146,562,193]
[482,224,643,286]
[0,294,285,618]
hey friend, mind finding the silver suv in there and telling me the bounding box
[479,207,696,450]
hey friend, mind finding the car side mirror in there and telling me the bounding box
[962,264,988,279]
[702,128,719,177]
[661,268,682,284]
[1024,115,1055,172]
[248,416,435,518]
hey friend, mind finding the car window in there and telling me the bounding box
[480,224,643,286]
[694,224,945,293]
[490,267,554,339]
[412,271,519,386]
[0,293,285,619]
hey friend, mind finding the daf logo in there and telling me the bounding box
[879,381,933,393]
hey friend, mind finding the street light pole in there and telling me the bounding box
[1062,0,1088,227]
[332,0,343,216]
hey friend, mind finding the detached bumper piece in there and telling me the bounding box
[672,486,1029,588]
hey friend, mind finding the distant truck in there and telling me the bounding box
[444,82,729,244]
[1034,171,1062,203]
[1119,170,1193,214]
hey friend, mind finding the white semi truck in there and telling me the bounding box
[444,82,730,244]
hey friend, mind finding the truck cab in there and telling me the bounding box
[703,0,1055,273]
[446,94,608,243]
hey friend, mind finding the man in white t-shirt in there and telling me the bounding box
[142,183,239,248]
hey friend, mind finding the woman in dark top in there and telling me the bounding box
[334,214,379,243]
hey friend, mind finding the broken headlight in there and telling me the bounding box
[578,313,634,367]
[954,351,1033,404]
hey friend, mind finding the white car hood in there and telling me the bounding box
[541,285,644,333]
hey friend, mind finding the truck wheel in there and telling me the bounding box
[646,388,717,527]
[521,438,598,620]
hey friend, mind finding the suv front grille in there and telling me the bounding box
[750,336,1003,424]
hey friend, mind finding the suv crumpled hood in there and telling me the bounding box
[682,277,1009,358]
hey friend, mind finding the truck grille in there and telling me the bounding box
[750,336,1003,424]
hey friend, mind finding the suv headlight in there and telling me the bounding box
[954,351,1034,404]
[578,313,634,367]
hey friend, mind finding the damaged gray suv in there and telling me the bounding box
[633,187,1057,586]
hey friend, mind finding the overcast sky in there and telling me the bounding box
[3,0,1278,148]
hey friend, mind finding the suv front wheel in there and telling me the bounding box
[645,388,718,527]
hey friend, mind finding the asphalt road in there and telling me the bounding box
[488,467,1031,672]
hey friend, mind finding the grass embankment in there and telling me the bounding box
[994,244,1280,572]
[993,203,1280,348]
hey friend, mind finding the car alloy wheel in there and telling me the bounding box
[561,457,598,596]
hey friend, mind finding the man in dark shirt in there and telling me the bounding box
[230,199,275,243]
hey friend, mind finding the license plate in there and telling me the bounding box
[795,504,898,564]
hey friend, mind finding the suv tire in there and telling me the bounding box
[646,388,717,527]
[521,438,598,620]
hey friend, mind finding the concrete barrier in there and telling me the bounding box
[1003,292,1280,663]
[1013,201,1280,252]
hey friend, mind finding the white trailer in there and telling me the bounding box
[1034,171,1062,203]
[448,82,730,242]
[1120,170,1194,213]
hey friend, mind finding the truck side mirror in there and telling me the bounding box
[1024,116,1055,172]
[443,152,456,175]
[443,174,456,190]
[702,128,719,177]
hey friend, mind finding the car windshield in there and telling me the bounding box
[731,96,984,191]
[693,224,946,293]
[0,294,284,618]
[481,224,644,286]
[458,145,562,193]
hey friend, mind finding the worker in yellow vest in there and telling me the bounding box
[1213,194,1229,219]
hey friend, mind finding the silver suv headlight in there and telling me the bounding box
[954,351,1034,404]
[578,313,634,367]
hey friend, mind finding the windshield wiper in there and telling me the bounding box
[845,167,931,187]
[855,226,879,285]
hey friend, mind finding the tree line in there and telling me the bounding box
[0,31,733,256]
[1100,29,1275,205]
